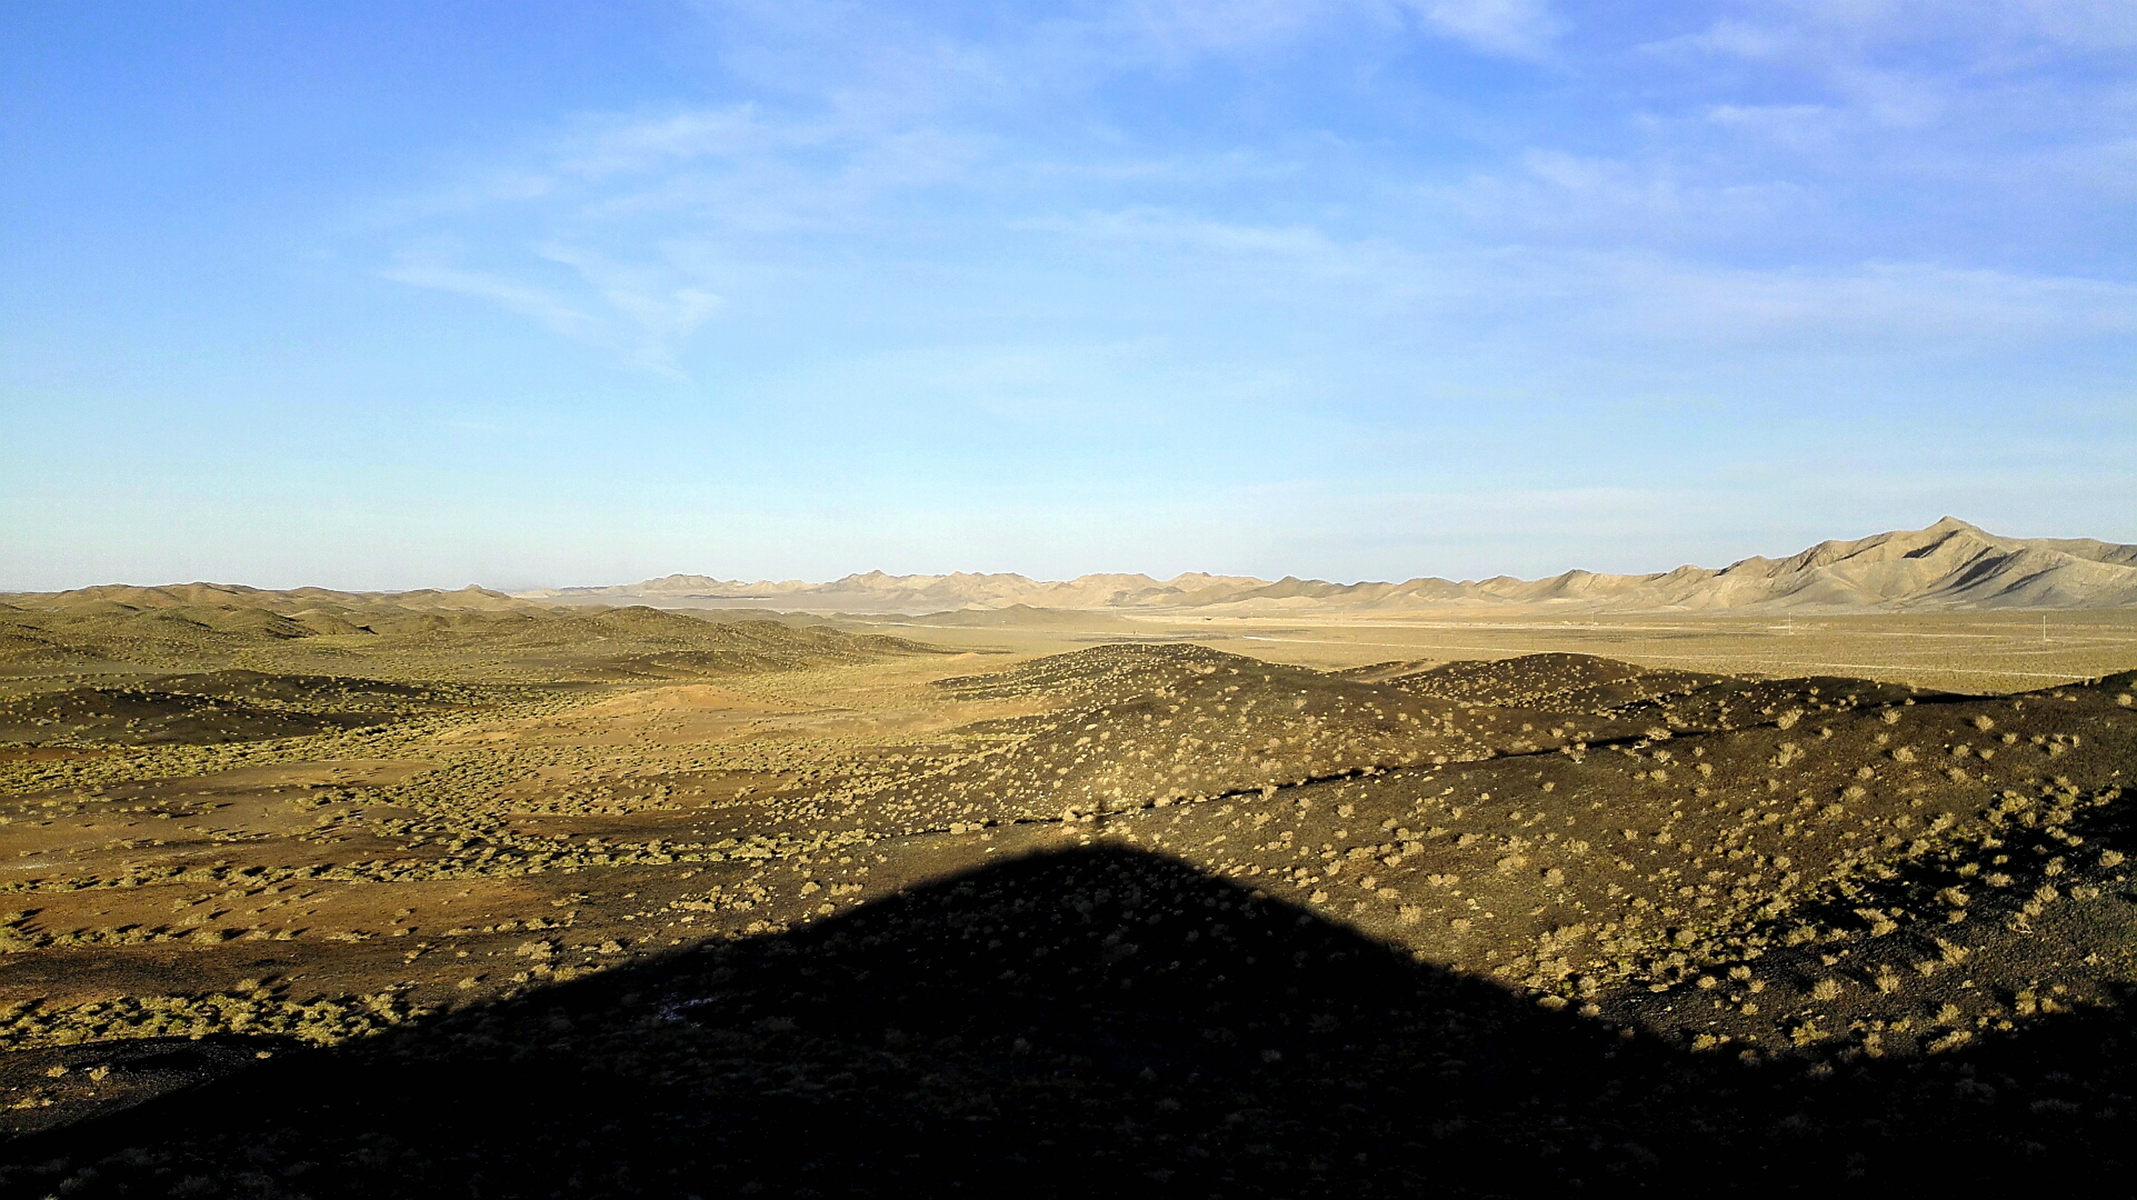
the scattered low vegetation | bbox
[0,594,2133,1195]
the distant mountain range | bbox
[519,519,2137,614]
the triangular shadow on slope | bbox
[8,846,2136,1196]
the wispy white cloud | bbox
[1658,1,2137,59]
[1703,103,1837,150]
[1023,196,2137,354]
[553,105,796,179]
[1645,0,2137,150]
[1577,256,2137,347]
[1117,0,1344,60]
[365,0,2135,391]
[1401,0,1563,59]
[535,244,725,365]
[382,245,723,374]
[1782,0,2137,50]
[1018,206,1356,264]
[379,260,603,343]
[1646,17,1794,60]
[20,0,2137,590]
[1419,149,1811,247]
[1114,0,1565,61]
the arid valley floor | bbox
[2,585,2136,1195]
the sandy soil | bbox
[1,604,2134,1195]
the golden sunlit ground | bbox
[3,598,2136,1194]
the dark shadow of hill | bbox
[8,846,2136,1197]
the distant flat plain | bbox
[844,608,2137,695]
[6,579,2137,1194]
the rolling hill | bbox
[516,518,2137,615]
[0,583,941,678]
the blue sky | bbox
[4,1,2133,589]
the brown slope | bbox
[1692,517,2137,610]
[0,590,946,680]
[1585,673,1951,737]
[0,680,423,745]
[5,583,534,613]
[1326,657,1445,683]
[1369,652,1738,714]
[1093,672,2137,1013]
[1383,652,1662,707]
[793,646,1652,840]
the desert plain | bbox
[3,521,2137,1196]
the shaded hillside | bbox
[7,847,2137,1197]
[2,638,2133,1197]
[0,672,451,746]
[865,649,2136,993]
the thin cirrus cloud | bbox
[10,0,2137,592]
[380,242,724,373]
[365,0,2134,366]
[1653,2,2137,58]
[1119,0,1564,60]
[1553,255,2137,348]
[378,259,603,344]
[1405,0,1564,58]
[328,0,2137,572]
